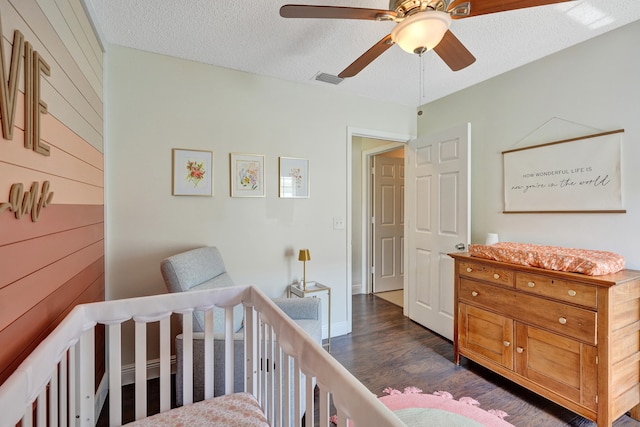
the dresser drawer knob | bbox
[516,347,524,353]
[558,317,567,325]
[466,267,473,273]
[503,341,511,347]
[493,273,500,279]
[471,291,479,297]
[527,281,535,288]
[568,290,577,297]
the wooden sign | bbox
[503,130,625,213]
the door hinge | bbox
[595,356,598,365]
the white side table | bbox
[289,282,331,352]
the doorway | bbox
[354,139,406,303]
[347,128,414,334]
[371,148,405,306]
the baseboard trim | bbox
[121,356,177,386]
[331,320,349,339]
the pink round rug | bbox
[377,387,514,427]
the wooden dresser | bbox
[449,253,640,427]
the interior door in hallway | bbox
[406,124,470,340]
[372,154,404,293]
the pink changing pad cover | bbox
[468,242,625,276]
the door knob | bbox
[455,243,466,250]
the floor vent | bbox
[314,72,344,85]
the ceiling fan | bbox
[280,0,572,78]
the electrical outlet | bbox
[333,217,345,230]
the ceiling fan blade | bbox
[338,35,394,78]
[433,30,476,71]
[280,5,396,20]
[449,0,571,18]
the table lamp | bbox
[298,249,311,290]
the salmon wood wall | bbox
[0,0,104,384]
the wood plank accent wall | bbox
[0,0,104,384]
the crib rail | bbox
[0,285,402,427]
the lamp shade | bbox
[298,249,311,261]
[391,10,451,54]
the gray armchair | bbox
[160,246,322,405]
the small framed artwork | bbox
[229,153,265,197]
[172,148,213,196]
[279,157,309,198]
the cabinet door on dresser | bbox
[458,303,514,369]
[515,323,598,411]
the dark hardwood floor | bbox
[330,294,639,427]
[97,294,639,426]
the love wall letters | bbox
[0,14,55,222]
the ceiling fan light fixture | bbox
[391,10,451,54]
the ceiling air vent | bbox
[314,72,344,85]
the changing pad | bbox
[468,242,625,276]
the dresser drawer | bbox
[516,272,597,309]
[459,279,597,344]
[458,260,514,288]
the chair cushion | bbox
[161,247,230,293]
[192,276,244,334]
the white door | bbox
[406,123,470,340]
[373,154,404,293]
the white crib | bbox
[0,285,403,427]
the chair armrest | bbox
[272,297,320,321]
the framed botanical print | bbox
[230,153,265,197]
[279,157,309,198]
[172,149,213,196]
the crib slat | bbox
[260,316,267,413]
[159,316,171,412]
[318,384,330,427]
[22,405,33,427]
[134,320,147,420]
[108,323,122,426]
[50,367,59,427]
[294,357,301,427]
[78,328,95,426]
[37,387,47,426]
[182,313,194,405]
[224,305,234,394]
[267,324,274,425]
[305,374,314,427]
[59,352,68,427]
[203,309,214,400]
[283,353,291,427]
[68,343,77,426]
[274,341,282,427]
[245,306,255,396]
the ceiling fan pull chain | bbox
[417,53,425,115]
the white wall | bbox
[419,20,640,269]
[105,45,416,359]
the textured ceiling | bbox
[84,0,640,107]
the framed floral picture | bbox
[230,153,265,197]
[279,157,309,198]
[172,149,213,196]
